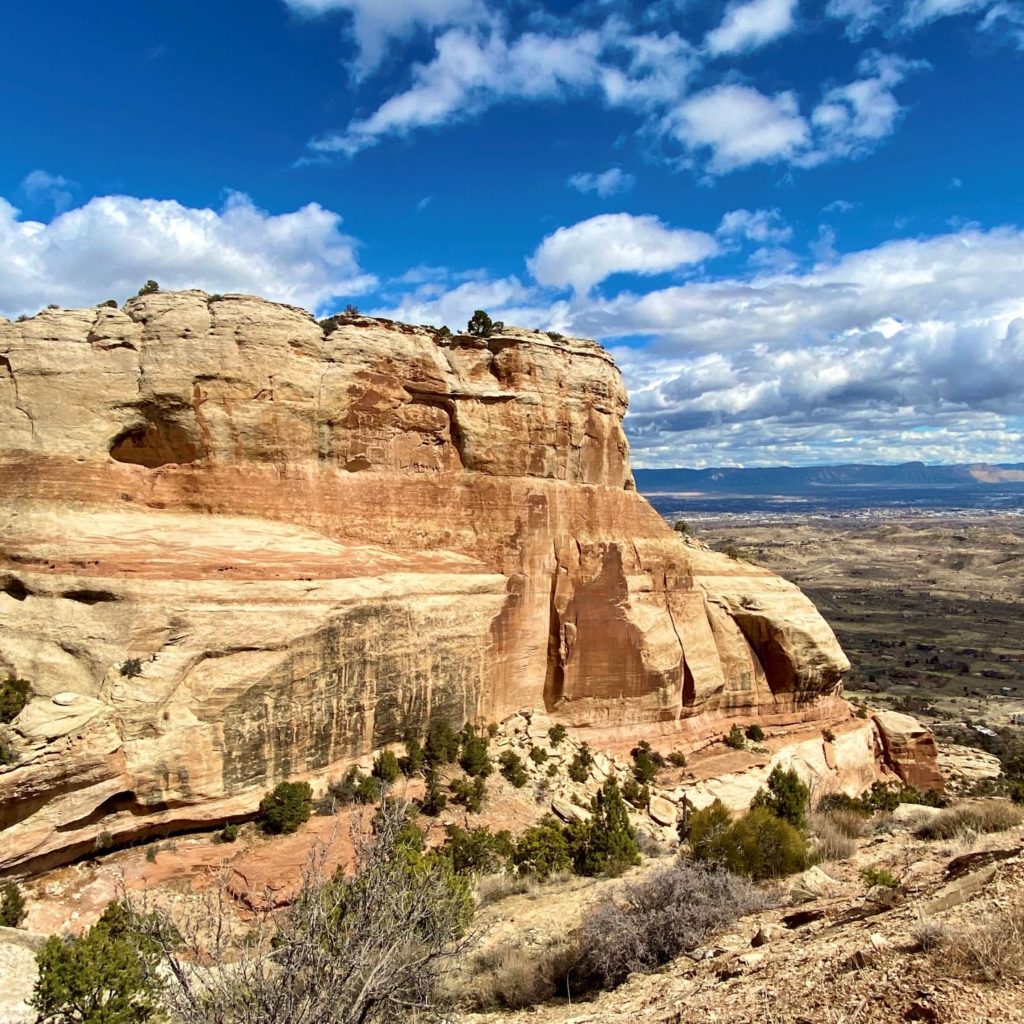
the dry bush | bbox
[915,800,1023,841]
[474,872,535,906]
[573,860,767,992]
[456,938,578,1010]
[911,913,946,952]
[138,801,475,1024]
[809,815,857,863]
[818,808,868,839]
[940,896,1024,981]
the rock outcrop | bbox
[0,292,925,873]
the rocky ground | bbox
[461,807,1024,1024]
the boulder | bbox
[648,794,677,826]
[872,712,945,792]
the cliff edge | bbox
[0,291,923,873]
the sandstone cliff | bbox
[0,291,910,873]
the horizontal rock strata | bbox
[0,292,929,873]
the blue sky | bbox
[2,0,1023,467]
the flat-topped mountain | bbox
[0,292,932,873]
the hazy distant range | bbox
[635,462,1024,518]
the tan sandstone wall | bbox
[0,291,888,873]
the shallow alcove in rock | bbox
[109,405,206,468]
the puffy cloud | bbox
[805,52,925,163]
[309,20,698,157]
[527,213,719,293]
[661,54,921,173]
[0,192,375,318]
[825,0,890,38]
[281,0,486,77]
[664,85,809,172]
[705,0,799,55]
[564,227,1024,465]
[21,170,74,214]
[567,167,636,197]
[717,208,792,243]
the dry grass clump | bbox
[923,896,1024,981]
[809,809,865,862]
[457,938,578,1009]
[914,800,1023,841]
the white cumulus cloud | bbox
[0,191,375,318]
[567,167,636,197]
[705,0,799,55]
[281,0,487,77]
[528,213,719,293]
[664,84,809,173]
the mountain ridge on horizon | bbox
[634,461,1024,493]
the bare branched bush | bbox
[573,860,767,992]
[816,808,867,839]
[139,801,475,1024]
[914,800,1023,841]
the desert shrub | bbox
[529,746,548,765]
[258,781,313,834]
[441,824,512,876]
[567,742,593,783]
[425,720,460,765]
[449,775,486,812]
[120,658,144,679]
[750,766,810,828]
[498,750,528,788]
[690,801,808,880]
[573,860,764,992]
[724,724,746,750]
[823,728,836,743]
[31,901,163,1023]
[398,734,424,776]
[436,325,452,339]
[621,777,650,810]
[95,831,114,852]
[0,737,16,765]
[630,740,666,784]
[421,767,448,817]
[862,866,899,889]
[325,767,363,809]
[137,279,160,296]
[0,676,30,723]
[343,303,359,316]
[667,750,688,768]
[745,724,765,743]
[810,813,858,862]
[220,823,238,843]
[566,779,640,878]
[458,725,492,778]
[153,800,474,1024]
[914,800,1023,840]
[548,723,567,746]
[100,299,118,308]
[858,780,948,812]
[460,938,577,1010]
[817,791,872,816]
[673,519,688,534]
[466,310,494,337]
[814,806,867,838]
[146,846,158,862]
[723,544,741,560]
[0,882,25,927]
[546,761,558,777]
[512,817,572,880]
[938,894,1024,981]
[372,750,400,785]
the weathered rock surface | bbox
[0,292,927,873]
[872,711,944,792]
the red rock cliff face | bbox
[0,292,854,872]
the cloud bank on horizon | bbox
[1,0,1022,467]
